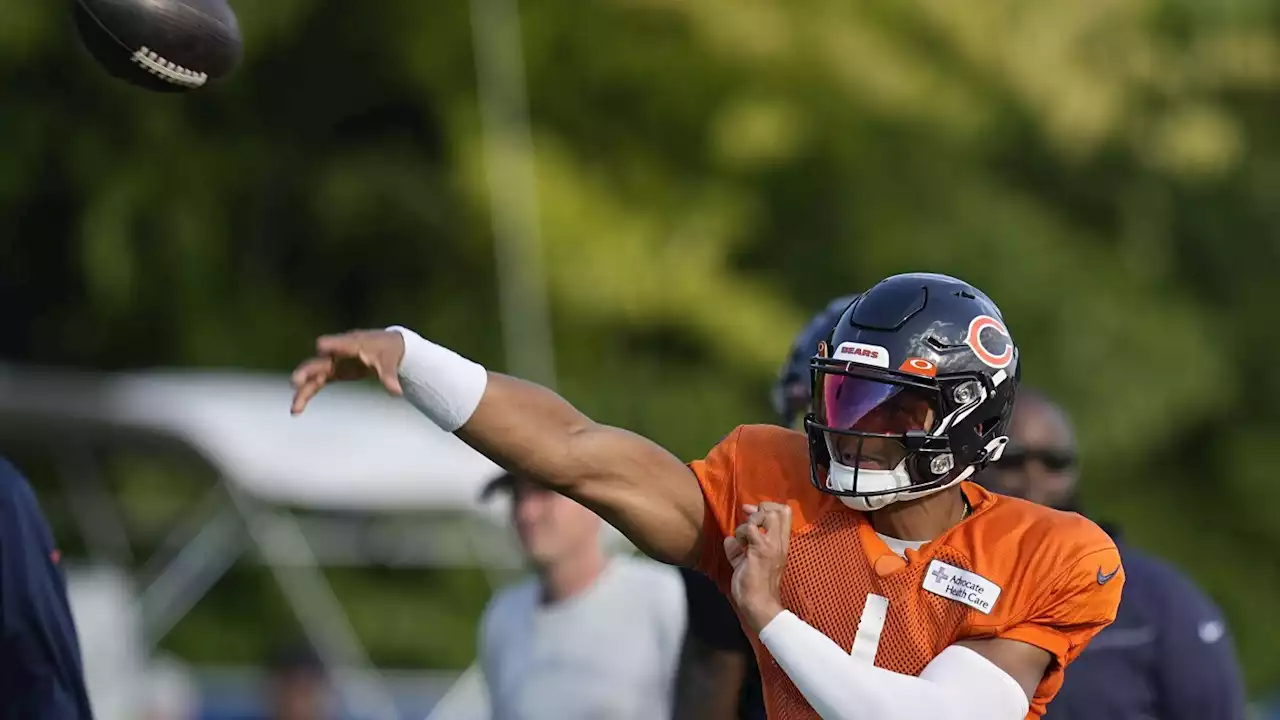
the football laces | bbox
[130,46,208,89]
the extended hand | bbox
[726,501,793,632]
[290,329,406,415]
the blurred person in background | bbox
[982,388,1247,720]
[142,653,199,720]
[674,566,762,720]
[264,643,332,720]
[673,294,856,720]
[0,456,95,719]
[477,472,687,720]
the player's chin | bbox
[524,546,561,570]
[518,532,556,563]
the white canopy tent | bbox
[0,364,527,720]
[0,365,510,509]
[0,0,561,708]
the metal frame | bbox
[0,365,521,720]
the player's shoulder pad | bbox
[733,423,808,450]
[714,424,807,469]
[987,494,1118,570]
[704,423,803,459]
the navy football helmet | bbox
[805,273,1019,511]
[771,294,861,429]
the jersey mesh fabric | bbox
[691,424,1122,720]
[745,507,973,719]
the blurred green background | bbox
[2,0,1279,701]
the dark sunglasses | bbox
[994,448,1076,472]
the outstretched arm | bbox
[290,327,707,566]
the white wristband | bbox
[385,326,488,432]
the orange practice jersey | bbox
[690,424,1124,719]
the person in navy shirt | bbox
[0,456,95,719]
[673,567,765,720]
[982,389,1247,720]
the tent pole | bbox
[225,484,401,720]
[470,0,557,389]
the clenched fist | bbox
[726,501,794,632]
[290,329,406,415]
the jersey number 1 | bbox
[850,594,889,665]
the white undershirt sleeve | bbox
[758,610,1030,720]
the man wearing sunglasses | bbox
[983,389,1247,720]
[290,272,1123,720]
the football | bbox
[73,0,243,92]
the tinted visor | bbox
[817,373,938,434]
[814,372,940,470]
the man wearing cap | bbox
[477,472,687,720]
[264,642,331,720]
[982,388,1247,720]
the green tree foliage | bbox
[2,0,1278,693]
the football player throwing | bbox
[290,272,1123,720]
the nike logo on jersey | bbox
[1096,565,1121,585]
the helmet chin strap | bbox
[831,436,1010,512]
[827,459,926,512]
[839,492,902,513]
[835,469,962,512]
